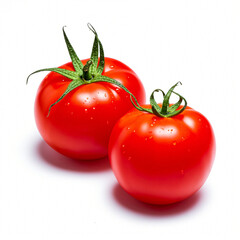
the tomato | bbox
[109,83,215,205]
[28,25,145,160]
[35,58,145,159]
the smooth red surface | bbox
[109,105,216,205]
[35,58,146,160]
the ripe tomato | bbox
[28,25,145,160]
[109,83,215,204]
[35,58,145,160]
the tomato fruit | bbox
[28,25,145,160]
[34,58,145,160]
[109,83,215,204]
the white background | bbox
[0,0,239,239]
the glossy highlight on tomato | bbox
[35,58,145,160]
[109,85,215,205]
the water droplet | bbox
[66,102,70,106]
[90,117,93,120]
[122,144,125,148]
[84,109,88,112]
[62,79,65,82]
[150,124,154,127]
[153,118,157,122]
[199,118,202,122]
[111,100,114,103]
[181,137,185,140]
[116,88,120,92]
[110,65,115,69]
[133,130,136,133]
[127,127,131,130]
[149,136,153,140]
[173,142,177,146]
[92,107,95,110]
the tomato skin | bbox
[35,57,146,160]
[109,105,216,204]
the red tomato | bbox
[109,104,215,204]
[35,58,145,160]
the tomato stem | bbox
[83,60,93,80]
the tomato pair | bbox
[28,24,215,205]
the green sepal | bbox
[88,23,99,73]
[150,89,165,117]
[87,23,105,75]
[97,40,105,75]
[47,80,85,117]
[161,81,182,115]
[165,91,187,117]
[62,26,83,74]
[167,95,183,113]
[26,67,80,84]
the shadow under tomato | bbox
[37,140,111,173]
[112,183,203,217]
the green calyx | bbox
[131,82,187,118]
[26,24,139,116]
